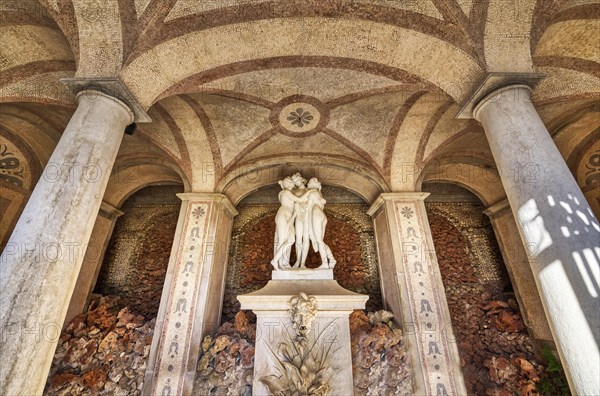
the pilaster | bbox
[63,201,125,327]
[368,192,466,396]
[483,199,553,342]
[144,193,237,396]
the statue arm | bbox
[280,189,302,203]
[289,191,310,203]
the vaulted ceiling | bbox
[1,0,598,206]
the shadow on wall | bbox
[426,199,569,395]
[518,193,600,344]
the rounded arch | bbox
[219,156,388,206]
[0,103,74,167]
[417,158,506,207]
[121,17,485,108]
[552,104,600,168]
[530,2,600,104]
[0,14,76,106]
[103,161,188,208]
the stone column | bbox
[0,90,134,395]
[368,193,466,396]
[484,200,553,342]
[63,202,124,327]
[144,193,237,396]
[474,84,600,395]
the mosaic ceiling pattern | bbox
[0,0,597,207]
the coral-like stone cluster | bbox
[46,199,566,396]
[192,309,414,395]
[45,296,155,395]
[193,311,256,395]
[350,310,413,395]
[427,204,565,395]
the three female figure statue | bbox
[271,173,336,270]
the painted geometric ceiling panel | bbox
[191,93,272,167]
[200,68,403,104]
[327,90,413,167]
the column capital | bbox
[367,192,429,216]
[99,201,124,219]
[176,192,238,217]
[483,198,511,219]
[473,84,534,121]
[456,72,544,119]
[74,90,134,125]
[60,77,150,123]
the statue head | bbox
[291,173,307,188]
[289,292,317,339]
[278,177,295,190]
[307,177,321,190]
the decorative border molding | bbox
[483,198,510,218]
[177,192,237,217]
[150,200,212,395]
[367,192,430,216]
[99,201,124,218]
[392,200,458,396]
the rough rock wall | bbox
[95,202,180,317]
[426,203,566,395]
[193,309,413,395]
[222,203,382,321]
[193,311,256,395]
[46,194,566,395]
[45,295,155,395]
[350,310,413,395]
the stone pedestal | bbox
[239,270,367,396]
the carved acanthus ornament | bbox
[259,293,336,396]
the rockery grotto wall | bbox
[427,202,568,396]
[45,187,567,395]
[45,186,181,395]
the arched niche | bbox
[420,181,553,393]
[221,182,383,321]
[219,157,388,206]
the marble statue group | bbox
[271,173,336,270]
